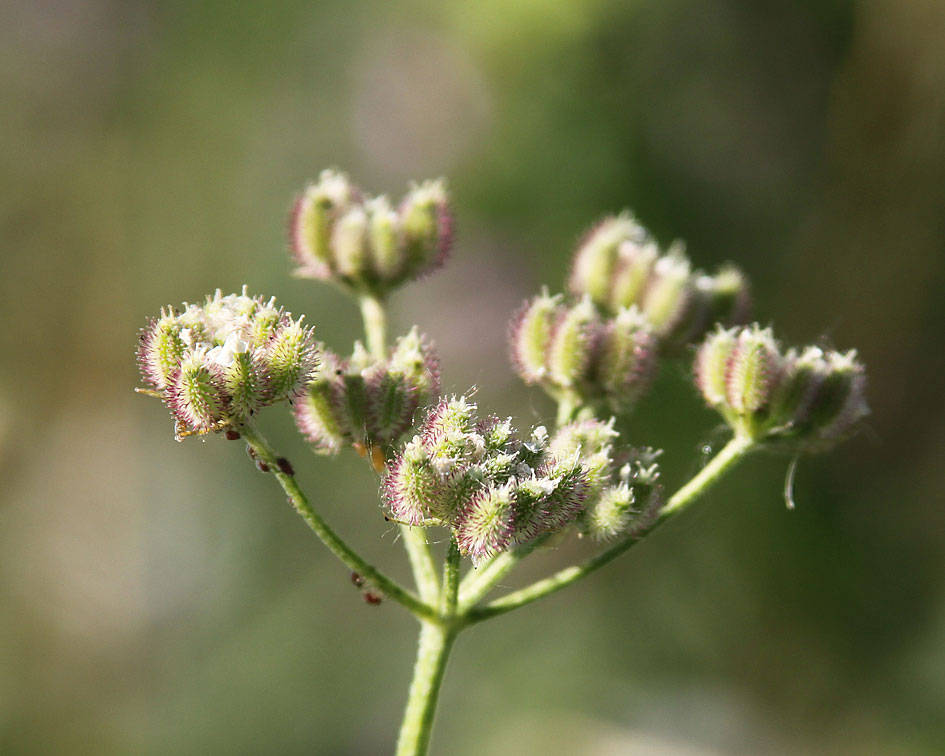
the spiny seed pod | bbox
[725,325,782,415]
[294,330,440,455]
[137,310,187,391]
[584,483,635,541]
[382,396,591,560]
[137,288,317,438]
[399,179,452,274]
[290,169,358,279]
[547,296,600,389]
[771,348,868,450]
[453,482,517,559]
[263,320,319,401]
[289,171,453,297]
[578,447,663,541]
[569,214,650,307]
[293,351,349,453]
[595,307,658,411]
[693,325,869,449]
[509,297,657,413]
[641,247,693,338]
[567,213,751,347]
[169,353,228,432]
[382,438,444,524]
[694,326,739,409]
[509,289,561,383]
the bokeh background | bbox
[2,0,944,754]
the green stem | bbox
[463,434,755,624]
[357,292,440,605]
[457,534,550,611]
[441,539,460,616]
[240,422,437,622]
[401,525,440,604]
[555,392,580,426]
[395,621,457,756]
[359,293,388,361]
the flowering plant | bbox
[136,170,868,756]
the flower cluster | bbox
[289,169,453,297]
[568,214,750,346]
[509,292,658,412]
[549,418,663,541]
[137,289,318,438]
[294,328,440,460]
[694,324,869,450]
[382,396,590,559]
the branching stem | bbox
[240,421,438,622]
[463,434,755,624]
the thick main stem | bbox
[395,621,457,756]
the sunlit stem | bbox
[359,292,388,362]
[239,421,437,622]
[356,293,439,603]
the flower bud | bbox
[610,238,660,314]
[790,349,868,448]
[567,212,751,347]
[518,459,587,540]
[584,483,635,541]
[389,327,440,399]
[509,297,657,412]
[579,448,663,540]
[550,418,616,485]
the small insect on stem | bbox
[276,457,295,476]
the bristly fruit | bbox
[694,324,869,449]
[382,396,590,560]
[567,213,750,348]
[290,170,453,298]
[136,288,317,439]
[509,295,658,413]
[294,328,440,457]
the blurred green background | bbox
[2,0,944,753]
